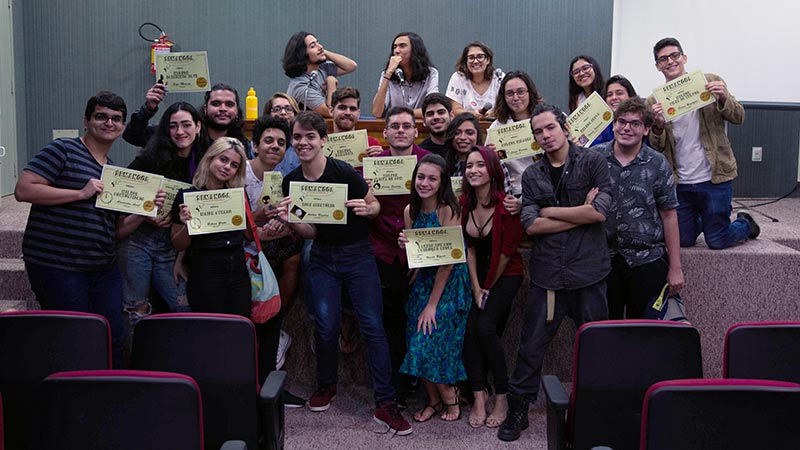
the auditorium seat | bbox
[724,321,800,382]
[0,311,111,449]
[542,320,703,450]
[640,379,800,450]
[130,313,286,450]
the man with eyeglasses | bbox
[593,98,684,319]
[646,37,756,250]
[370,106,430,408]
[417,93,454,157]
[15,91,165,369]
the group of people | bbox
[14,33,759,442]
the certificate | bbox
[362,155,417,195]
[567,91,614,147]
[95,165,164,217]
[651,70,715,122]
[488,121,541,160]
[404,226,467,269]
[324,129,369,168]
[155,51,211,93]
[157,178,192,220]
[183,188,246,236]
[257,171,284,209]
[451,176,463,197]
[287,182,348,224]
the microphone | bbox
[479,102,493,115]
[394,68,406,84]
[495,68,505,82]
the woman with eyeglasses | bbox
[568,55,605,112]
[372,32,438,119]
[446,42,504,120]
[263,93,301,176]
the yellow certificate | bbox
[257,171,284,209]
[652,70,715,122]
[567,91,614,147]
[451,176,464,197]
[158,178,192,220]
[155,51,211,93]
[404,226,467,269]
[362,155,417,195]
[324,129,369,168]
[95,165,164,217]
[287,182,348,224]
[183,188,246,236]
[488,121,541,160]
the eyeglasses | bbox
[387,123,415,131]
[271,105,294,113]
[614,118,644,130]
[466,53,487,63]
[656,51,683,65]
[504,88,528,98]
[92,112,124,124]
[570,64,593,77]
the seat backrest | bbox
[569,320,703,450]
[724,321,800,382]
[0,311,111,449]
[1,392,5,450]
[641,379,800,450]
[131,313,259,449]
[35,370,204,450]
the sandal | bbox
[440,387,462,422]
[468,413,486,428]
[485,414,506,428]
[413,401,442,422]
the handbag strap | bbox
[244,197,264,253]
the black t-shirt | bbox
[282,157,370,245]
[171,187,246,250]
[549,164,565,194]
[418,137,447,158]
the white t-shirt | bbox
[671,109,712,184]
[445,71,503,112]
[486,117,533,196]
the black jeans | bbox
[187,246,250,317]
[463,275,523,394]
[256,309,283,384]
[376,258,411,399]
[606,254,668,320]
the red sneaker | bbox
[308,385,336,412]
[374,401,413,436]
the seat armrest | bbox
[543,375,570,450]
[542,375,569,410]
[258,370,287,450]
[220,440,248,450]
[259,370,287,403]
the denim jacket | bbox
[520,143,612,290]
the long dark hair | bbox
[492,70,543,123]
[461,146,504,212]
[454,41,496,82]
[139,102,209,181]
[568,55,605,112]
[201,84,247,145]
[603,75,638,99]
[385,32,434,83]
[282,31,312,78]
[444,113,482,175]
[409,154,460,223]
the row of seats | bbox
[542,320,800,450]
[0,311,287,450]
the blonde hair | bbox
[192,137,247,189]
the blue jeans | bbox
[509,279,608,404]
[309,239,395,404]
[25,261,126,368]
[676,181,750,249]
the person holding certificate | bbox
[568,55,605,113]
[592,75,640,146]
[646,37,756,249]
[460,147,524,428]
[398,154,470,423]
[445,41,504,120]
[372,32,439,119]
[119,101,208,334]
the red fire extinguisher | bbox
[139,22,174,74]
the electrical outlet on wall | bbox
[751,146,763,162]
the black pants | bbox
[256,309,283,384]
[606,254,669,319]
[187,246,251,317]
[463,275,523,394]
[376,258,410,398]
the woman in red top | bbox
[461,146,524,428]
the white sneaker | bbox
[276,330,292,370]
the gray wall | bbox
[14,0,613,167]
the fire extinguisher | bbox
[138,22,174,74]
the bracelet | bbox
[383,75,391,80]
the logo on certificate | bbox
[142,200,155,212]
[531,141,540,151]
[700,91,711,101]
[196,77,208,88]
[451,248,463,259]
[667,107,677,116]
[100,192,113,204]
[231,215,243,226]
[602,111,612,121]
[332,209,344,220]
[405,180,412,190]
[189,218,202,230]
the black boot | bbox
[497,394,529,441]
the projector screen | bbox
[611,0,797,103]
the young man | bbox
[594,98,684,319]
[278,111,411,435]
[370,106,430,406]
[646,37,757,249]
[499,104,611,442]
[417,93,454,157]
[330,87,383,155]
[123,83,250,154]
[283,32,357,117]
[15,91,165,368]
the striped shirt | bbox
[22,138,119,271]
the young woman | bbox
[594,75,640,146]
[460,147,524,428]
[263,93,301,176]
[398,154,470,423]
[119,102,209,331]
[372,32,438,118]
[171,137,259,316]
[446,42,504,120]
[568,55,605,112]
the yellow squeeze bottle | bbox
[246,87,258,120]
